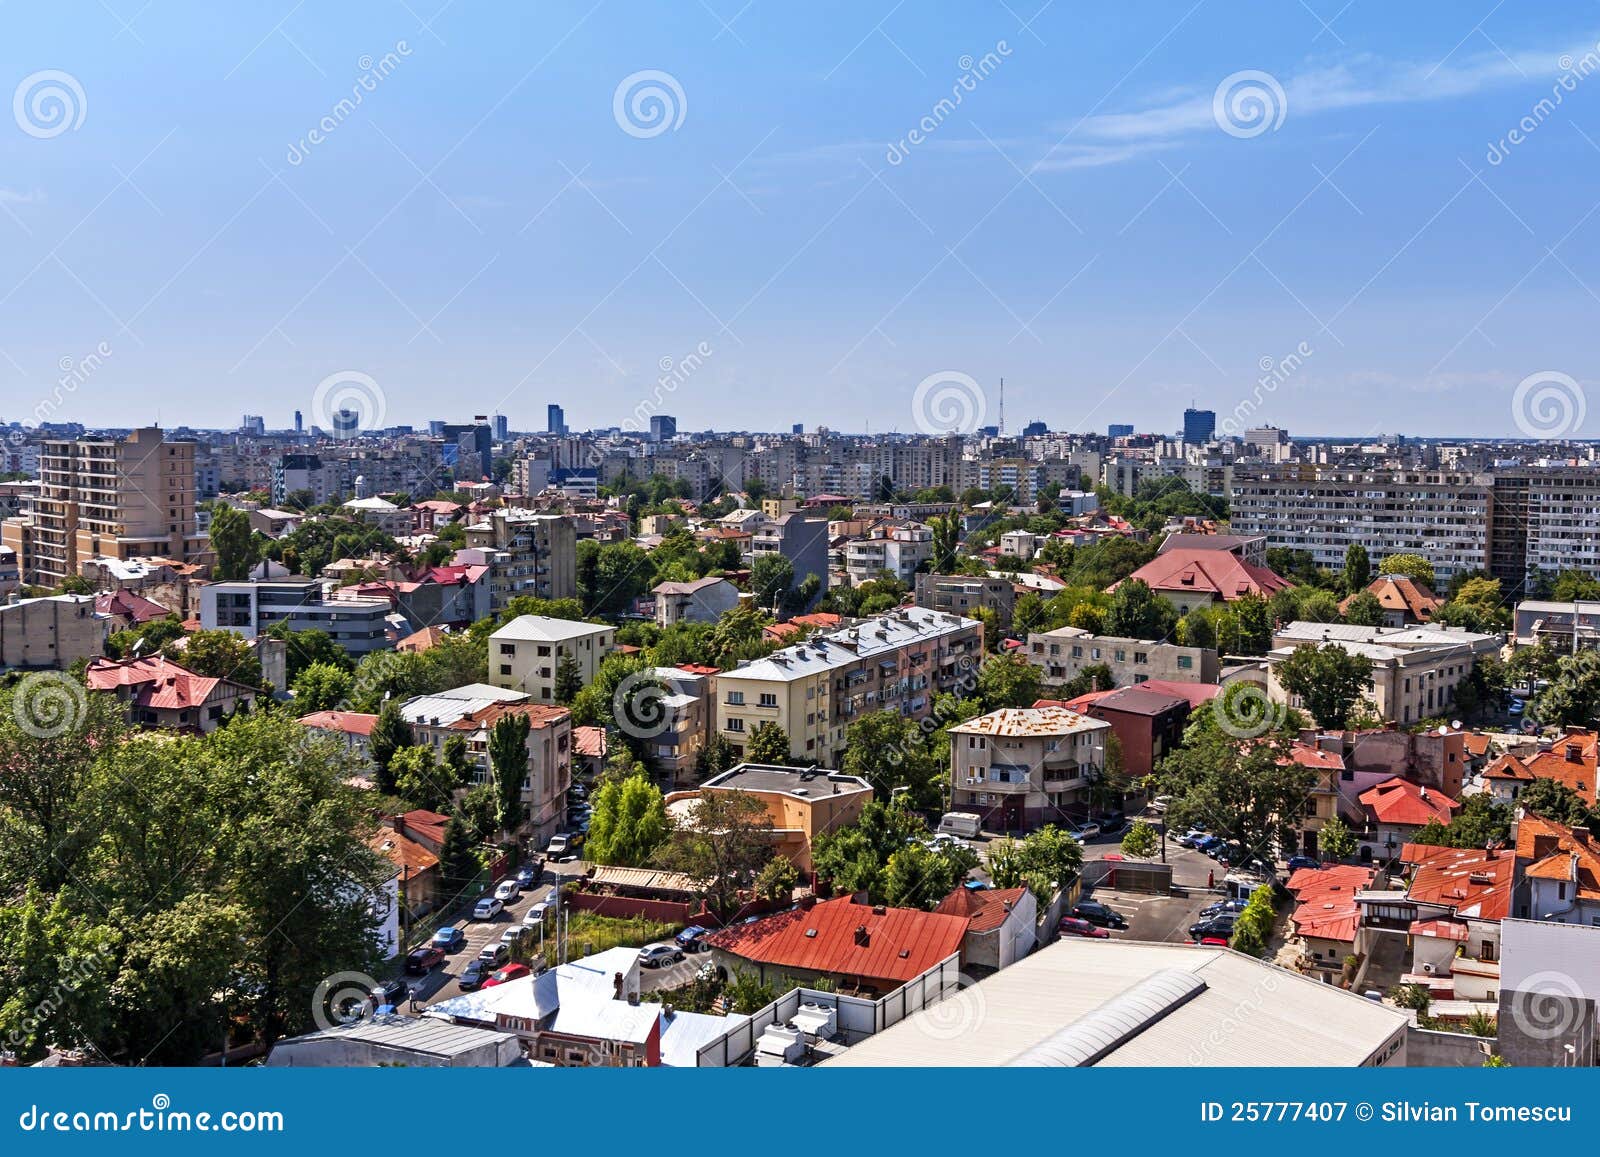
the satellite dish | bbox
[1449,720,1462,731]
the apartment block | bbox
[1025,626,1219,685]
[0,593,108,670]
[200,577,393,655]
[842,522,932,586]
[460,509,577,612]
[713,606,984,765]
[913,573,1015,631]
[947,705,1111,831]
[489,614,615,703]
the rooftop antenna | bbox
[998,378,1005,435]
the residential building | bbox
[1287,864,1378,975]
[489,614,615,703]
[664,763,872,871]
[1521,728,1600,807]
[368,823,440,923]
[459,509,578,611]
[1357,778,1460,863]
[914,573,1015,631]
[747,513,829,607]
[1373,842,1512,998]
[199,576,393,655]
[27,427,206,586]
[842,522,932,585]
[0,593,108,669]
[85,654,258,733]
[706,894,969,996]
[1025,626,1219,686]
[1513,599,1600,652]
[1154,532,1267,567]
[824,939,1410,1067]
[713,607,983,765]
[631,666,712,786]
[342,496,412,536]
[1116,547,1291,618]
[1266,622,1502,726]
[1182,407,1216,444]
[947,705,1111,831]
[0,545,18,597]
[1515,814,1600,925]
[270,453,340,507]
[651,576,739,627]
[1076,685,1191,782]
[1339,574,1444,627]
[266,1017,522,1068]
[933,884,1036,971]
[298,710,379,772]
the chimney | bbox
[854,924,870,947]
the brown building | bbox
[1074,686,1192,783]
[664,763,872,872]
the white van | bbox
[937,811,982,839]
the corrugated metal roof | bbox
[709,896,967,983]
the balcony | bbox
[962,776,1030,794]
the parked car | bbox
[477,942,511,966]
[924,833,967,853]
[499,926,527,950]
[472,897,504,921]
[1096,815,1129,836]
[1508,697,1526,717]
[431,927,466,952]
[458,959,492,991]
[1058,917,1111,939]
[1072,899,1128,929]
[1176,829,1209,848]
[1194,834,1222,853]
[638,943,684,969]
[1196,936,1231,947]
[1286,855,1323,874]
[515,861,542,888]
[523,899,556,928]
[1198,898,1248,919]
[675,925,711,952]
[483,963,532,989]
[494,879,522,903]
[546,833,574,858]
[1189,914,1237,939]
[371,978,409,1009]
[404,945,446,975]
[1068,822,1102,841]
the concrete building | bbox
[651,576,739,627]
[747,513,829,607]
[842,523,932,586]
[200,576,393,656]
[1266,622,1502,727]
[631,666,712,786]
[1025,626,1219,686]
[266,1016,523,1068]
[1077,685,1191,782]
[270,453,340,507]
[489,614,615,703]
[713,607,984,765]
[0,593,108,670]
[460,509,577,612]
[1496,919,1600,1066]
[26,428,206,586]
[1513,599,1600,652]
[947,705,1112,831]
[665,763,872,872]
[914,572,1015,631]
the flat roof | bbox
[823,939,1408,1068]
[703,763,872,798]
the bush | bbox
[539,911,679,969]
[1229,886,1276,957]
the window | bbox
[1177,655,1193,670]
[726,718,744,733]
[499,643,515,656]
[499,664,512,676]
[759,693,777,707]
[726,691,745,706]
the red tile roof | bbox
[1286,864,1374,944]
[94,589,172,624]
[298,710,379,738]
[1482,752,1535,782]
[1287,741,1345,771]
[1400,844,1513,921]
[1338,574,1443,622]
[573,725,608,759]
[1124,679,1222,708]
[933,885,1029,933]
[1409,917,1468,941]
[707,895,969,984]
[397,809,450,847]
[1515,813,1600,902]
[396,625,448,652]
[84,655,251,711]
[1359,777,1459,827]
[447,702,571,733]
[1118,548,1291,602]
[367,828,439,875]
[1523,731,1599,806]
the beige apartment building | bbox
[664,763,873,872]
[947,705,1112,832]
[0,593,108,670]
[489,614,615,703]
[23,428,206,587]
[459,509,577,612]
[713,606,984,765]
[1025,626,1220,686]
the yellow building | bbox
[665,763,873,872]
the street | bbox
[400,874,558,1009]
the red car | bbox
[482,962,532,988]
[1058,917,1111,939]
[404,945,446,975]
[1195,936,1230,947]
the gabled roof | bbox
[1118,548,1291,602]
[949,705,1110,738]
[1339,574,1443,622]
[1524,731,1599,806]
[84,655,252,711]
[396,625,449,653]
[934,885,1029,933]
[707,895,968,984]
[1358,777,1459,827]
[368,828,439,875]
[1400,843,1513,922]
[398,809,450,847]
[651,576,733,596]
[1287,741,1345,772]
[1482,752,1535,782]
[93,589,171,624]
[1287,865,1374,944]
[298,710,379,737]
[573,725,608,759]
[446,702,570,734]
[1515,813,1600,902]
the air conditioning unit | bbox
[1420,962,1436,975]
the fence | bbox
[567,892,700,924]
[1082,858,1171,894]
[693,954,963,1067]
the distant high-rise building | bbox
[293,410,303,434]
[1182,408,1216,444]
[547,404,566,435]
[1107,424,1134,438]
[650,415,677,442]
[493,413,509,441]
[428,420,447,437]
[1022,420,1048,437]
[792,423,803,435]
[241,414,265,436]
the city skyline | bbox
[4,4,1600,436]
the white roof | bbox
[660,1009,746,1067]
[344,496,400,512]
[949,706,1111,739]
[1274,621,1498,652]
[721,606,978,684]
[401,684,527,726]
[490,615,613,643]
[823,940,1408,1068]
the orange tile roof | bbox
[1119,548,1291,602]
[1359,777,1459,827]
[1524,732,1599,806]
[447,702,571,733]
[573,725,608,759]
[398,809,450,847]
[84,655,251,712]
[367,828,439,875]
[1287,864,1374,944]
[298,710,379,737]
[707,895,969,984]
[1482,752,1535,782]
[1515,813,1600,902]
[1399,844,1513,921]
[397,625,448,652]
[1339,574,1443,622]
[934,885,1029,933]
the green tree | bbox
[986,825,1084,906]
[696,731,738,778]
[1535,650,1600,728]
[1412,793,1513,849]
[553,653,583,705]
[746,720,791,765]
[291,661,353,714]
[1318,815,1358,862]
[168,629,265,690]
[268,624,354,680]
[1156,727,1314,862]
[1342,590,1386,627]
[1378,552,1436,589]
[391,744,451,812]
[368,699,412,796]
[1106,578,1173,640]
[975,653,1042,710]
[1232,594,1274,654]
[1297,589,1343,623]
[1230,885,1276,957]
[749,553,795,612]
[656,789,775,916]
[881,841,964,910]
[754,855,799,903]
[208,503,258,581]
[1012,592,1046,638]
[1120,820,1158,859]
[811,799,931,898]
[442,734,474,788]
[437,811,485,907]
[1344,543,1371,594]
[585,772,669,866]
[1277,643,1374,728]
[841,710,942,806]
[1516,777,1596,830]
[488,711,531,834]
[929,512,961,573]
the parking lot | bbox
[400,873,558,1009]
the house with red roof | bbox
[1522,728,1599,808]
[93,588,173,631]
[368,825,441,923]
[1481,751,1537,804]
[1388,842,1513,999]
[1338,574,1443,627]
[706,894,971,996]
[85,654,258,733]
[1286,864,1376,974]
[1357,778,1459,862]
[1514,813,1600,926]
[1114,548,1291,618]
[933,884,1036,971]
[298,710,379,771]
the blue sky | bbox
[3,1,1600,437]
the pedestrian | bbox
[1207,868,1214,889]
